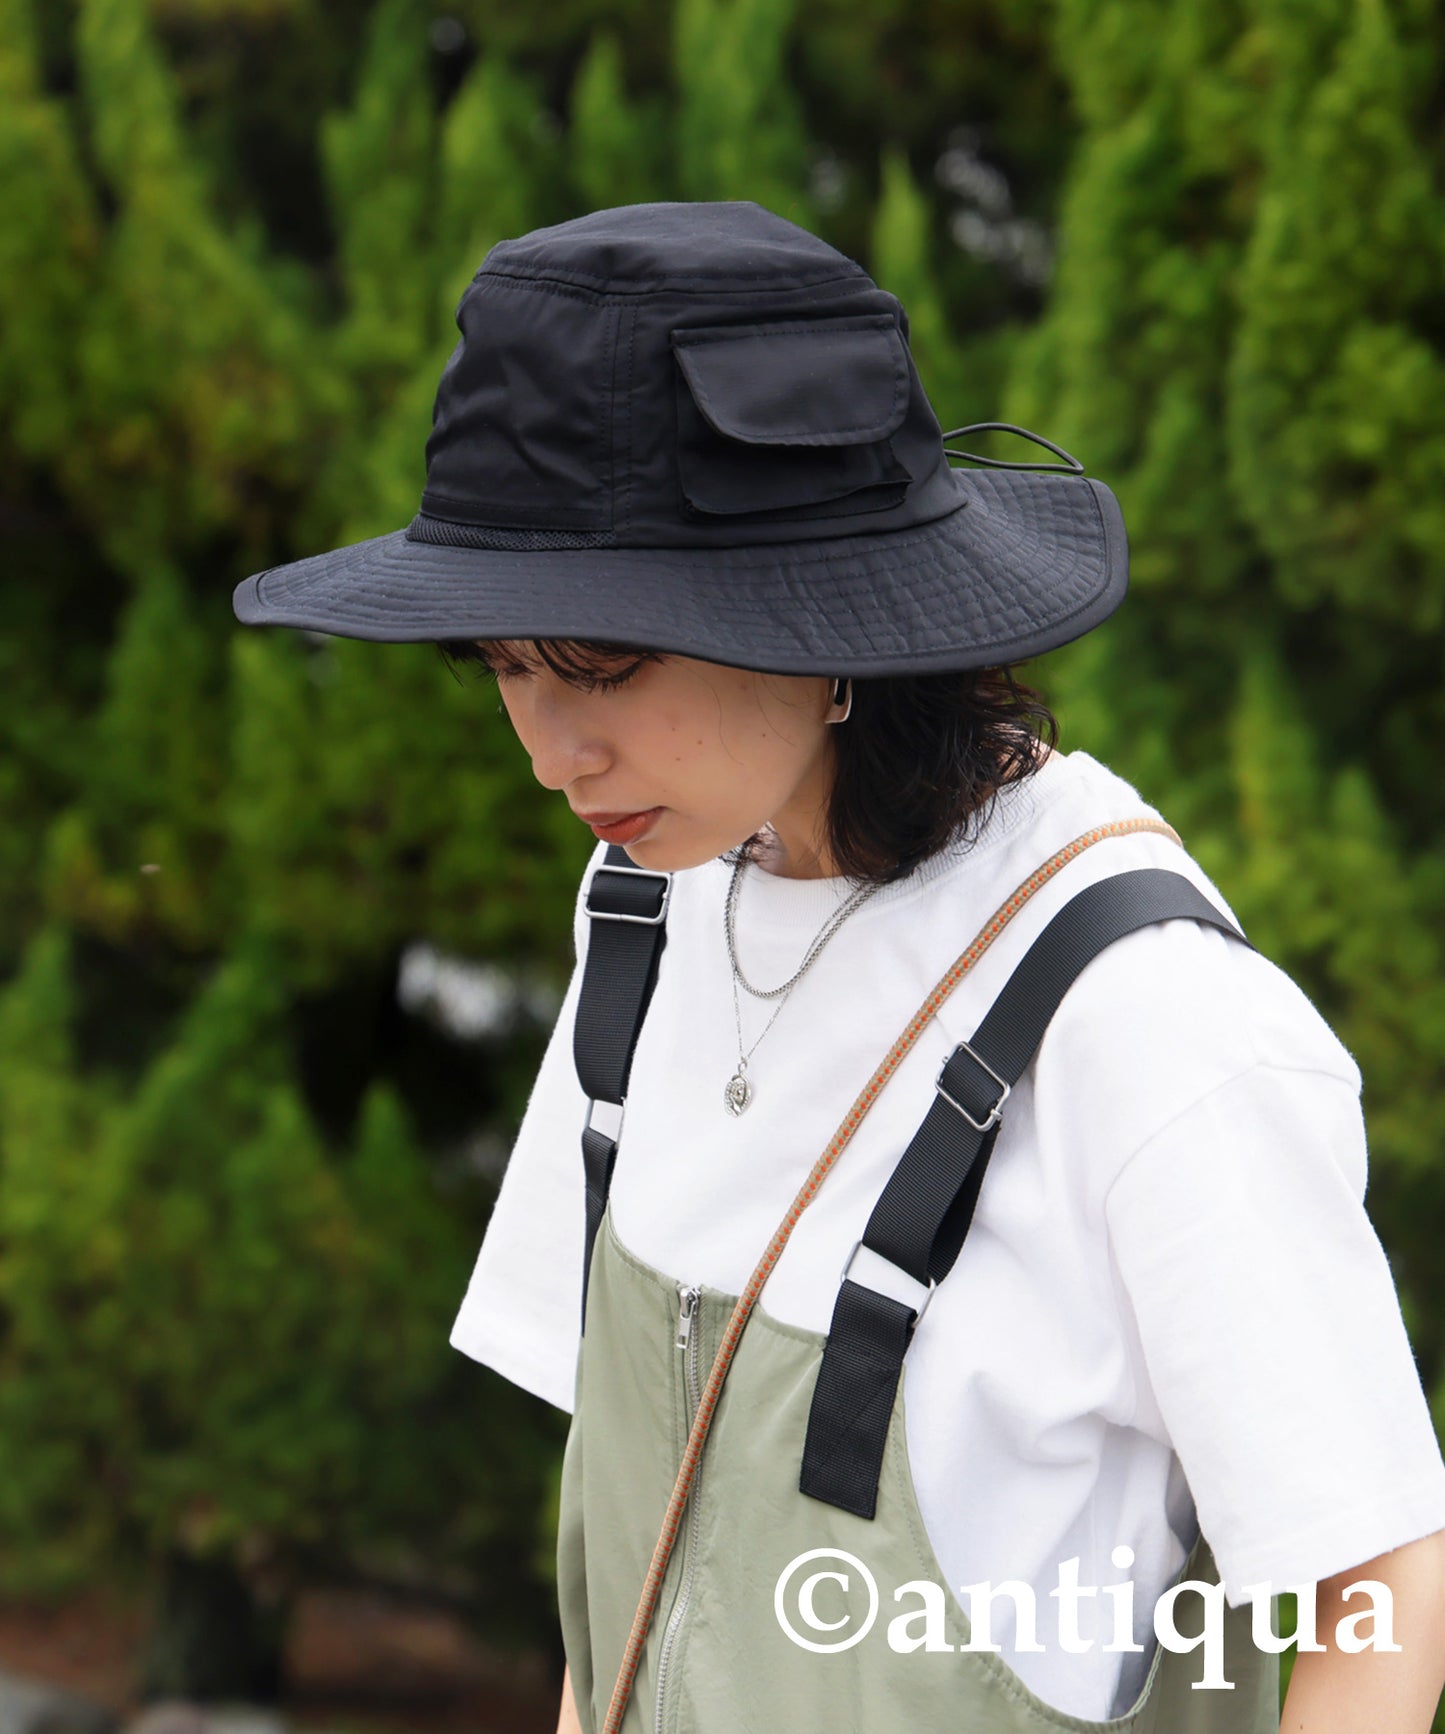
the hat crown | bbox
[417,200,956,549]
[479,200,864,291]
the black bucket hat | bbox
[231,200,1127,675]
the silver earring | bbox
[825,676,852,724]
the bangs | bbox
[435,636,662,685]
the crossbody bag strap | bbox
[798,866,1253,1518]
[573,844,672,1331]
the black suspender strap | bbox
[573,845,672,1331]
[799,867,1254,1518]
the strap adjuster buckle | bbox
[584,864,672,926]
[935,1040,1010,1133]
[841,1239,936,1326]
[584,1096,625,1146]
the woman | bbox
[232,201,1445,1732]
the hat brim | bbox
[230,468,1127,676]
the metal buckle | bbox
[584,864,672,926]
[841,1239,936,1326]
[935,1041,1011,1133]
[584,1097,624,1146]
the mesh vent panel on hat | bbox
[405,515,618,551]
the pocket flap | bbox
[670,315,910,447]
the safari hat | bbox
[231,200,1127,674]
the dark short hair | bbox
[435,639,1057,887]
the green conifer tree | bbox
[673,0,814,216]
[1010,0,1445,1474]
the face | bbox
[486,642,842,877]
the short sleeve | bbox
[447,846,606,1412]
[1104,1061,1445,1603]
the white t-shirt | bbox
[450,748,1445,1719]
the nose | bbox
[504,678,612,793]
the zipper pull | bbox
[675,1284,700,1350]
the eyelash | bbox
[490,659,648,693]
[573,672,641,694]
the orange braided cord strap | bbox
[599,815,1182,1733]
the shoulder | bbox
[1028,869,1364,1221]
[1054,909,1359,1091]
[926,748,1362,1180]
[984,748,1357,1086]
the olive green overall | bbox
[558,1205,1280,1734]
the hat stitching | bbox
[258,497,1108,627]
[476,264,865,298]
[595,297,615,536]
[669,311,898,341]
[615,303,638,538]
[245,544,1112,663]
[466,273,610,307]
[601,297,623,535]
[277,485,1077,587]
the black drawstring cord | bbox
[941,422,1086,475]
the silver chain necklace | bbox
[722,855,881,1115]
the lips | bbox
[575,806,664,845]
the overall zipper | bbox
[654,1283,703,1734]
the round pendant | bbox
[724,1072,752,1116]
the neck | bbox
[754,739,840,879]
[753,822,839,880]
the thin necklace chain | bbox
[725,857,881,999]
[729,983,790,1075]
[721,856,883,1115]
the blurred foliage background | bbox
[1,0,1442,1712]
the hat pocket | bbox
[671,315,914,518]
